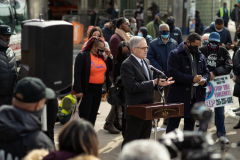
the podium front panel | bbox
[127,102,184,120]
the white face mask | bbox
[215,27,223,32]
[130,23,137,29]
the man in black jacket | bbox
[0,77,55,160]
[120,36,174,147]
[199,32,232,144]
[0,25,18,106]
[166,16,183,45]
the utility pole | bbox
[182,0,188,35]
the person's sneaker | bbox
[233,107,240,112]
[222,137,230,144]
[236,112,240,116]
[104,123,120,134]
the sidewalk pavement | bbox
[54,98,240,160]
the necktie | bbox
[141,60,148,79]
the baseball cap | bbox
[209,32,220,42]
[0,25,15,35]
[14,77,56,103]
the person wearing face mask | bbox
[0,77,55,160]
[135,1,144,30]
[146,13,165,39]
[217,3,230,27]
[129,17,138,35]
[166,16,183,45]
[166,33,210,133]
[74,36,113,126]
[202,33,210,46]
[203,18,232,48]
[147,24,178,126]
[198,32,232,143]
[104,41,131,135]
[138,27,152,46]
[109,17,131,83]
[0,25,18,106]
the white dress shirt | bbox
[131,54,155,86]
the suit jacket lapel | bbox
[129,55,149,80]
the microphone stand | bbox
[156,73,165,105]
[154,73,165,140]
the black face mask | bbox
[188,44,198,54]
[154,18,159,24]
[97,49,105,55]
[29,107,44,118]
[123,52,131,59]
[237,33,240,39]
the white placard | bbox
[205,75,234,108]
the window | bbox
[14,0,28,33]
[0,4,13,31]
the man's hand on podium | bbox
[154,77,175,86]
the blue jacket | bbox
[167,42,210,117]
[147,36,178,77]
[102,26,114,43]
[203,22,232,45]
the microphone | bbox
[148,65,166,76]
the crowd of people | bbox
[2,0,240,160]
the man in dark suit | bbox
[120,36,174,147]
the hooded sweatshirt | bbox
[0,105,54,160]
[203,22,232,45]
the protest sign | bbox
[205,75,234,108]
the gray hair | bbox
[129,36,146,52]
[159,24,169,31]
[202,33,210,40]
[118,140,170,160]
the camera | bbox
[191,102,212,122]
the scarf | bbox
[115,28,131,42]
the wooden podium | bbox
[127,102,184,140]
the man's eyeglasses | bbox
[135,46,149,50]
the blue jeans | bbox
[199,106,226,137]
[60,115,71,125]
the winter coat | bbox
[0,46,17,96]
[199,45,232,76]
[109,33,123,76]
[233,49,240,84]
[102,26,114,43]
[203,23,232,45]
[146,21,165,39]
[147,36,178,77]
[74,50,113,95]
[43,150,77,160]
[167,42,210,118]
[0,105,54,160]
[170,26,183,45]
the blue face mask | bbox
[138,33,143,37]
[160,31,170,39]
[239,0,240,4]
[224,5,227,8]
[202,40,208,46]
